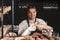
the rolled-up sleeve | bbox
[38,19,47,25]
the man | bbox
[18,5,53,36]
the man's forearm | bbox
[21,29,31,36]
[35,24,53,30]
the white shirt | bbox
[18,18,53,36]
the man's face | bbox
[27,8,37,19]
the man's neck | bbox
[29,18,36,23]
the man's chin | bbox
[31,18,36,19]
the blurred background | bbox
[0,0,60,35]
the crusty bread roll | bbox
[1,37,14,40]
[5,32,17,37]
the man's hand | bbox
[21,25,36,36]
[34,22,53,30]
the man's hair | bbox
[27,5,37,12]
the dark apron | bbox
[26,19,42,35]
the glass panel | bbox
[0,0,3,38]
[3,0,12,38]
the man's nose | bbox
[31,12,33,14]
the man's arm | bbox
[36,24,53,30]
[18,21,26,36]
[34,22,53,30]
[34,22,53,36]
[21,24,36,36]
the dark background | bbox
[0,0,60,34]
